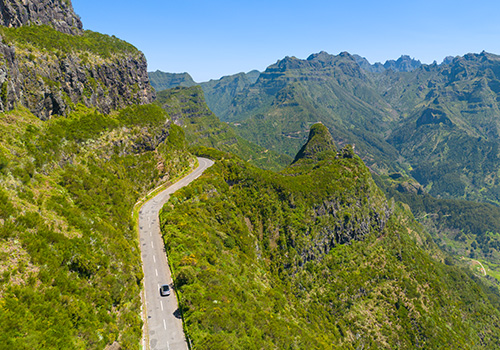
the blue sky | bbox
[72,0,500,82]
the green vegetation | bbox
[201,51,500,205]
[376,174,500,273]
[0,104,192,349]
[0,25,139,58]
[160,126,500,349]
[148,71,197,91]
[155,86,292,171]
[203,52,401,174]
[199,71,260,119]
[198,51,500,287]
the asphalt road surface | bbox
[139,157,214,350]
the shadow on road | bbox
[173,308,182,319]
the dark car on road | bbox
[160,284,171,297]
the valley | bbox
[151,51,500,293]
[1,0,500,349]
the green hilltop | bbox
[292,122,337,165]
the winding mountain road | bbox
[138,157,214,350]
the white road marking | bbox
[138,158,214,350]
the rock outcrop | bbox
[0,37,155,119]
[0,0,155,119]
[0,0,82,35]
[292,123,337,164]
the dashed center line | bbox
[153,255,156,263]
[155,269,158,277]
[160,300,164,311]
[151,241,154,248]
[163,319,167,330]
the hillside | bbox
[160,125,500,349]
[0,104,193,349]
[220,52,402,175]
[148,71,197,91]
[199,51,500,206]
[380,52,500,205]
[0,1,187,348]
[375,173,500,279]
[148,69,261,120]
[154,86,291,171]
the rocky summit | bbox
[0,0,82,35]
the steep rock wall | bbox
[0,0,82,34]
[0,38,155,119]
[0,0,155,119]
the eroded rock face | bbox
[0,40,155,119]
[0,0,83,35]
[0,0,156,119]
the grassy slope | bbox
[0,25,140,58]
[160,143,500,349]
[155,86,292,172]
[0,105,193,349]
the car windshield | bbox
[162,285,169,291]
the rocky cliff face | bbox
[0,0,155,119]
[0,34,155,119]
[0,0,82,34]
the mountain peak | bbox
[292,123,337,165]
[355,54,422,73]
[383,55,422,72]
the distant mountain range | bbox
[353,54,423,73]
[149,50,500,207]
